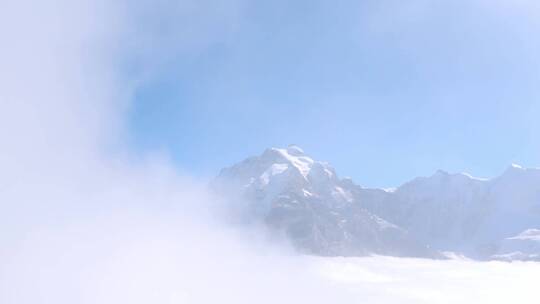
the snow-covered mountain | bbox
[364,164,540,259]
[212,145,437,257]
[213,146,540,260]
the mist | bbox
[1,1,539,303]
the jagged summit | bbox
[500,163,540,176]
[501,163,525,175]
[260,146,315,178]
[510,163,523,169]
[217,146,352,209]
[285,144,305,156]
[427,169,484,182]
[214,146,438,258]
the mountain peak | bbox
[260,146,315,178]
[429,169,486,182]
[509,163,524,170]
[213,146,437,258]
[434,169,449,176]
[501,163,526,177]
[286,144,305,156]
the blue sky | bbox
[127,0,540,188]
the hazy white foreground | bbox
[311,256,538,304]
[153,255,540,303]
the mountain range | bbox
[212,145,540,261]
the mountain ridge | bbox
[213,145,540,260]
